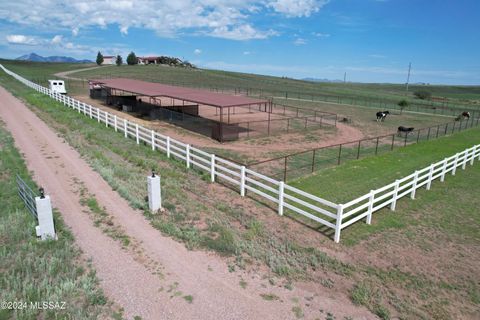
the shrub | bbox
[413,90,432,100]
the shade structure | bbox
[89,78,269,108]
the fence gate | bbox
[16,174,56,240]
[16,174,38,219]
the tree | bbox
[126,51,137,65]
[398,99,409,114]
[115,55,123,66]
[413,90,432,100]
[96,51,104,65]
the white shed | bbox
[48,80,67,94]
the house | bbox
[137,56,160,65]
[102,56,115,65]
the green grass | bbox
[291,128,480,203]
[0,122,114,319]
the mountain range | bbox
[15,53,92,63]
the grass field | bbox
[1,62,480,319]
[2,59,480,110]
[0,121,116,320]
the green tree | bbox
[96,51,104,65]
[115,55,123,66]
[126,52,137,65]
[398,99,409,114]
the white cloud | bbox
[312,32,330,38]
[243,51,251,55]
[51,35,63,45]
[6,34,38,45]
[194,48,202,55]
[268,0,329,18]
[0,1,329,41]
[294,37,306,45]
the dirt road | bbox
[0,85,374,320]
[55,66,104,80]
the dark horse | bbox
[462,111,470,119]
[376,111,390,122]
[397,126,414,137]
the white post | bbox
[105,112,109,127]
[35,195,56,240]
[240,166,246,197]
[114,115,118,132]
[411,171,419,199]
[462,150,467,170]
[186,145,190,168]
[147,173,162,212]
[97,108,100,123]
[452,153,459,175]
[366,190,374,224]
[278,181,285,216]
[151,130,156,151]
[477,145,480,161]
[166,136,171,158]
[210,154,216,182]
[390,180,400,211]
[124,120,128,138]
[334,204,344,243]
[89,105,93,119]
[470,147,475,165]
[135,124,139,144]
[440,159,448,182]
[426,165,434,190]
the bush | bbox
[413,90,432,100]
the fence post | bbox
[338,144,342,165]
[97,108,100,123]
[391,134,395,150]
[166,136,171,158]
[124,120,128,138]
[426,165,434,190]
[105,112,108,127]
[151,130,156,151]
[462,150,468,170]
[440,160,448,182]
[147,172,162,212]
[411,171,419,199]
[114,115,118,132]
[334,204,344,243]
[186,144,190,168]
[452,153,459,175]
[356,140,361,159]
[375,137,379,155]
[135,124,139,144]
[366,191,374,224]
[278,181,285,216]
[390,180,400,211]
[35,194,56,240]
[89,105,93,119]
[210,154,216,182]
[240,166,246,196]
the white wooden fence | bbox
[2,64,478,243]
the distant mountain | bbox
[15,53,92,63]
[302,77,345,83]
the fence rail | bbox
[3,64,479,243]
[16,174,38,219]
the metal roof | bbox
[90,78,269,108]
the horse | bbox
[376,111,390,122]
[397,126,415,137]
[462,111,470,119]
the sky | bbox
[0,0,479,84]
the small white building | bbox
[48,80,66,94]
[102,56,115,65]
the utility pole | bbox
[343,72,347,83]
[405,62,411,95]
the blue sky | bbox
[0,0,479,84]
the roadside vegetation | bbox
[1,64,479,319]
[0,122,116,320]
